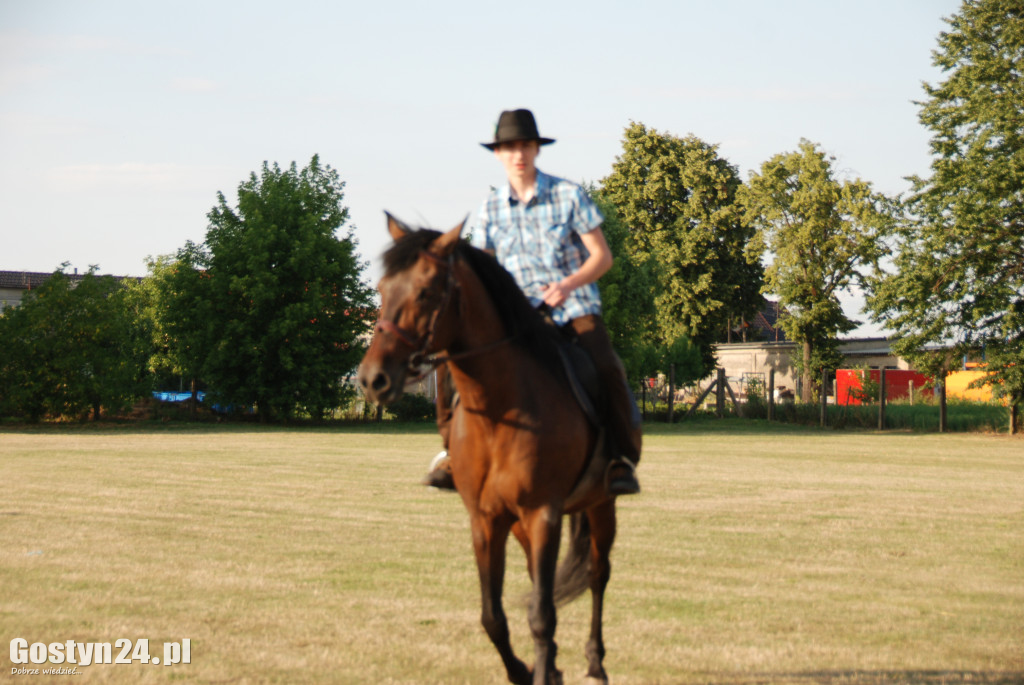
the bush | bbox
[848,366,880,405]
[385,393,436,422]
[742,377,768,419]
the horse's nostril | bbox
[370,372,390,392]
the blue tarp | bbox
[152,391,206,403]
[152,390,251,414]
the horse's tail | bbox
[553,512,591,607]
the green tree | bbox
[740,140,895,401]
[659,335,705,387]
[187,156,375,421]
[589,189,658,382]
[144,247,215,417]
[0,267,149,421]
[867,0,1024,413]
[587,192,704,390]
[601,122,764,374]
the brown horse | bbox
[357,215,625,685]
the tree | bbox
[659,335,705,387]
[867,0,1024,414]
[0,267,149,421]
[740,140,895,402]
[589,189,658,382]
[601,122,764,375]
[183,156,375,421]
[144,247,215,417]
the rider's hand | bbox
[541,281,569,309]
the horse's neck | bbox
[445,262,530,409]
[453,260,505,341]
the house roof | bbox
[0,270,141,290]
[749,300,788,342]
[0,271,79,290]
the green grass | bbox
[1,421,1022,684]
[825,402,1010,432]
[713,400,1012,433]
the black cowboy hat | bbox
[481,109,556,150]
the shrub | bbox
[848,366,880,405]
[743,377,768,419]
[385,393,436,422]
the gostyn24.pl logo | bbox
[9,638,191,672]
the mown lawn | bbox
[1,420,1021,684]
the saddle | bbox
[556,340,603,428]
[554,336,616,508]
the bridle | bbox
[373,249,514,382]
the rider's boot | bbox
[422,450,455,490]
[606,457,640,496]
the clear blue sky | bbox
[1,0,962,335]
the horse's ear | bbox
[432,218,466,257]
[386,212,410,242]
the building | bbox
[729,299,789,343]
[0,271,84,312]
[0,270,139,313]
[709,337,906,399]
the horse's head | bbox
[357,213,464,405]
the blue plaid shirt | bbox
[470,169,604,326]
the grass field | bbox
[1,420,1022,684]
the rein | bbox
[374,249,516,383]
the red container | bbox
[836,369,931,406]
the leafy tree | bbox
[181,156,375,421]
[659,335,705,387]
[740,140,895,401]
[0,267,149,421]
[591,191,706,392]
[589,189,658,382]
[601,122,764,375]
[144,248,215,417]
[0,294,50,421]
[867,0,1024,412]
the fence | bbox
[678,368,1018,434]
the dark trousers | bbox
[435,313,640,465]
[564,314,641,465]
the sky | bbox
[1,0,964,336]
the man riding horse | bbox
[423,108,641,497]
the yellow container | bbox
[945,369,998,402]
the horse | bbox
[357,214,626,685]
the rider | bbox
[423,108,641,496]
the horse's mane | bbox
[383,229,563,372]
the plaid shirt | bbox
[470,169,604,326]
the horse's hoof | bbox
[509,662,531,685]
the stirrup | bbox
[428,450,448,471]
[605,458,640,496]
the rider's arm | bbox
[541,227,612,309]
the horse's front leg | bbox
[583,500,616,685]
[472,512,531,685]
[523,505,564,685]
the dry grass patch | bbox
[0,421,1021,684]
